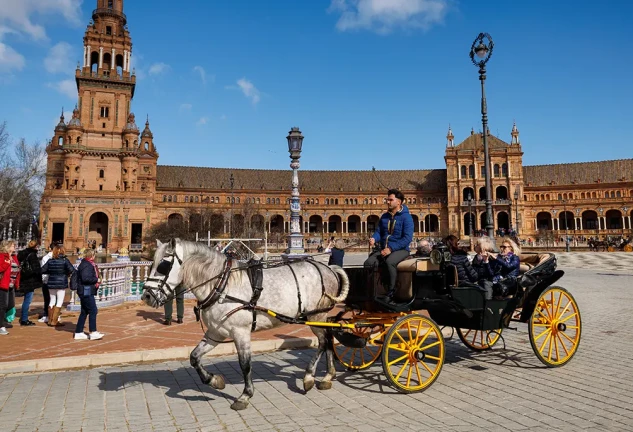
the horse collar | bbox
[196,257,233,313]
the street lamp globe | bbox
[287,127,304,156]
[475,42,488,58]
[470,33,494,67]
[514,190,519,201]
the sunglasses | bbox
[500,245,512,249]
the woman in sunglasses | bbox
[490,238,521,297]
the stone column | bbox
[111,48,116,69]
[99,47,103,69]
[123,50,128,71]
[83,46,87,67]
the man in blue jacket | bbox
[364,189,414,299]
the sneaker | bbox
[89,331,105,340]
[0,328,8,335]
[20,320,36,326]
[38,316,48,323]
[74,332,89,340]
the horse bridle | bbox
[144,248,183,306]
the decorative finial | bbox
[446,124,454,147]
[146,114,149,126]
[511,120,520,144]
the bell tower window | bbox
[108,0,114,8]
[100,107,109,118]
[99,169,105,179]
[106,26,112,35]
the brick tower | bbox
[40,0,158,252]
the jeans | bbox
[364,249,410,294]
[164,284,185,320]
[75,293,98,333]
[20,291,34,322]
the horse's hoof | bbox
[317,381,332,391]
[211,375,226,390]
[230,400,249,411]
[303,377,315,393]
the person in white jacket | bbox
[38,244,54,323]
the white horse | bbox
[142,238,349,410]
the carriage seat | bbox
[393,258,440,300]
[518,253,552,274]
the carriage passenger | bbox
[444,235,479,285]
[488,238,521,298]
[471,237,497,299]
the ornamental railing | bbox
[92,8,127,25]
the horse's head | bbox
[142,238,185,307]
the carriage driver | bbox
[365,189,414,300]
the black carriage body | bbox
[343,253,561,330]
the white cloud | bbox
[328,0,450,34]
[44,41,73,73]
[193,66,207,85]
[236,78,261,105]
[0,0,82,41]
[196,116,209,125]
[0,41,25,72]
[179,103,192,111]
[148,62,170,75]
[47,78,77,100]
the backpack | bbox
[70,269,82,291]
[20,253,35,276]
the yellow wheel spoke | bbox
[547,333,554,361]
[556,333,570,356]
[394,359,409,381]
[359,346,366,365]
[419,340,441,351]
[417,327,433,348]
[420,360,434,375]
[538,329,552,353]
[535,307,551,322]
[413,320,423,345]
[533,327,551,342]
[559,312,578,324]
[339,346,350,359]
[386,344,409,354]
[471,330,478,345]
[559,330,577,345]
[395,330,408,345]
[407,321,414,344]
[406,361,414,387]
[414,362,422,384]
[350,349,355,364]
[424,355,442,361]
[557,301,572,319]
[531,323,549,327]
[388,353,409,367]
[539,300,552,321]
[549,291,555,320]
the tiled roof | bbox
[157,166,447,193]
[523,159,633,187]
[456,132,510,150]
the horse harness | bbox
[194,257,339,332]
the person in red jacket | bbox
[0,240,19,335]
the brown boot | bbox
[53,307,65,326]
[47,306,55,326]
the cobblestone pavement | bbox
[1,268,632,431]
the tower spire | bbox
[511,120,520,145]
[446,124,454,147]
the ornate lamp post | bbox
[621,206,628,236]
[285,127,305,257]
[467,193,474,236]
[513,189,519,236]
[427,200,432,241]
[470,32,495,240]
[229,174,234,237]
[561,198,570,252]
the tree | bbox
[0,122,46,231]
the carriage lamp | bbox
[469,32,495,240]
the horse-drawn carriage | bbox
[142,239,582,409]
[329,248,582,393]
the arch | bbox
[366,215,380,233]
[605,209,623,229]
[334,198,339,205]
[269,214,284,233]
[167,196,172,202]
[479,186,487,201]
[497,211,509,230]
[162,195,167,202]
[494,164,500,178]
[209,214,224,235]
[411,214,419,233]
[558,211,574,232]
[480,212,488,231]
[308,215,323,233]
[616,191,621,198]
[167,213,183,225]
[524,195,528,201]
[90,51,99,73]
[502,163,508,177]
[463,187,475,202]
[115,54,124,76]
[581,210,598,230]
[496,186,508,200]
[558,193,562,200]
[251,214,265,233]
[591,192,596,199]
[144,142,149,151]
[327,215,342,233]
[88,212,109,248]
[103,53,112,70]
[347,215,361,233]
[344,198,349,205]
[468,165,475,179]
[232,214,245,235]
[99,169,104,179]
[189,213,202,230]
[460,165,467,179]
[464,212,476,235]
[184,196,189,203]
[424,214,439,233]
[536,212,552,231]
[58,136,64,146]
[581,192,586,199]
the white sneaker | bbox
[0,327,8,335]
[89,331,105,340]
[74,332,88,340]
[38,316,48,323]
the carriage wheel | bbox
[624,244,633,252]
[607,246,616,252]
[382,314,444,393]
[528,287,581,367]
[332,311,385,371]
[456,328,502,351]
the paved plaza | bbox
[1,259,633,431]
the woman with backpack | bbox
[74,248,104,340]
[17,240,43,326]
[41,244,74,326]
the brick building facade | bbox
[39,1,633,251]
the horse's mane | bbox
[178,239,219,258]
[178,240,245,292]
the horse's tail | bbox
[325,265,349,304]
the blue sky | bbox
[1,0,632,171]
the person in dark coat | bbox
[326,238,345,267]
[74,249,104,340]
[444,235,478,285]
[17,240,42,326]
[41,245,75,326]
